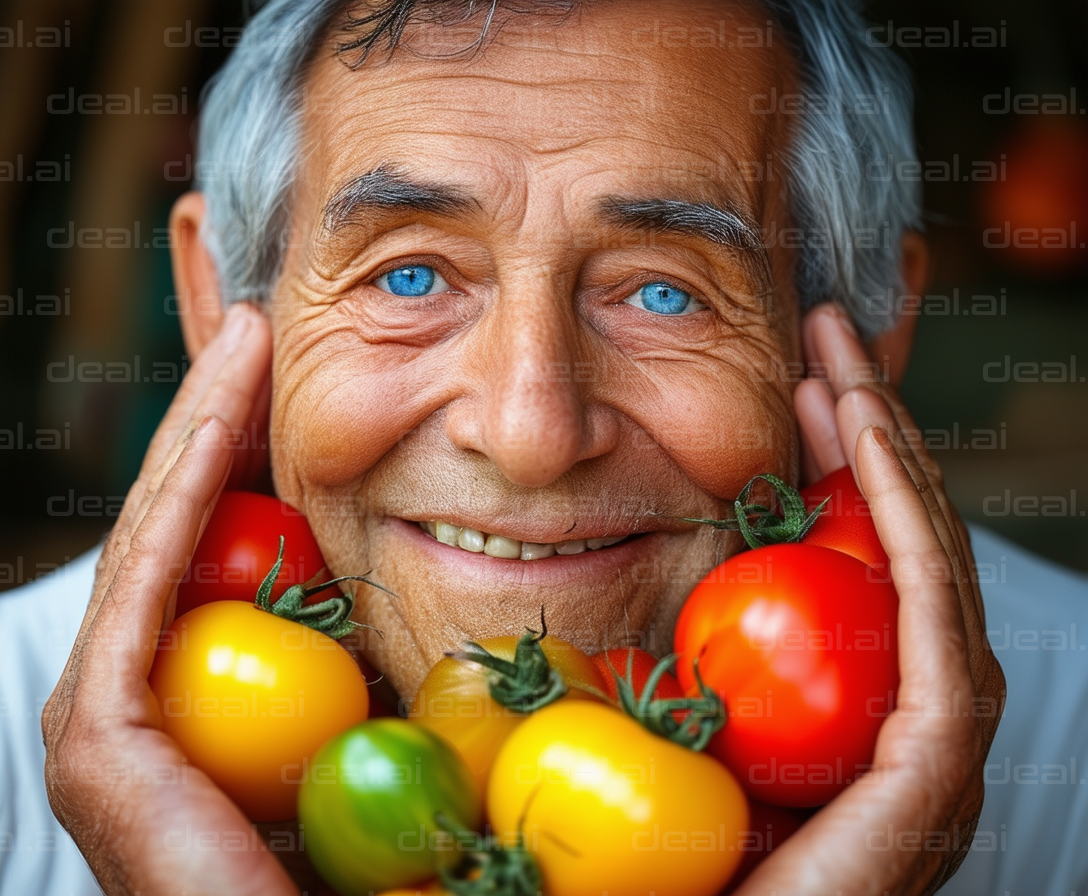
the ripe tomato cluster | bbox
[299,628,764,896]
[148,473,896,894]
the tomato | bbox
[175,491,327,614]
[148,601,368,821]
[591,647,685,704]
[488,701,749,896]
[410,633,605,799]
[721,800,804,894]
[675,544,899,807]
[298,720,481,896]
[801,466,888,570]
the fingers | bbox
[41,411,299,896]
[802,304,883,401]
[856,426,973,701]
[801,305,971,600]
[130,310,271,530]
[794,378,846,481]
[98,305,272,591]
[140,303,262,477]
[45,417,234,745]
[82,417,234,706]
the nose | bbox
[445,276,615,487]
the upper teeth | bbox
[420,521,627,560]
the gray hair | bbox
[196,0,921,338]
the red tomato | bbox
[175,491,327,615]
[722,801,804,893]
[675,544,899,807]
[801,466,888,571]
[591,648,685,704]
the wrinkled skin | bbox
[269,0,799,695]
[42,2,1004,895]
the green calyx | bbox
[435,814,542,896]
[448,609,567,713]
[683,472,828,550]
[611,653,725,752]
[254,536,388,641]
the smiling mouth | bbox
[416,520,633,560]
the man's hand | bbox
[738,304,1006,895]
[41,304,301,896]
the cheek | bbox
[269,314,442,489]
[619,348,797,499]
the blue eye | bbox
[624,281,705,316]
[375,265,448,297]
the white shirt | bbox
[1,528,1085,896]
[0,548,101,896]
[938,526,1088,896]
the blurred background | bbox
[1,0,1086,590]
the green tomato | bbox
[298,719,481,895]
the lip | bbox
[386,516,669,587]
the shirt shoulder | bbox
[940,526,1088,896]
[0,546,104,896]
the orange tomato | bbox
[409,634,604,799]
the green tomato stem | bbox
[683,472,829,550]
[611,653,726,752]
[253,536,387,641]
[446,609,568,714]
[435,813,542,896]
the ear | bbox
[868,230,929,388]
[170,191,225,359]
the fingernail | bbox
[219,303,252,352]
[869,425,894,453]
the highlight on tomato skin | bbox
[675,543,899,807]
[800,465,890,571]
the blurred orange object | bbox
[980,120,1088,275]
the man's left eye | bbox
[622,282,706,316]
[374,265,450,297]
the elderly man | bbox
[2,0,1086,894]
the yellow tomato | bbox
[377,884,449,895]
[488,701,749,896]
[148,601,369,820]
[410,634,604,800]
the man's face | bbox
[269,0,801,697]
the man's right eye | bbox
[374,265,449,297]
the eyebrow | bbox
[600,197,763,253]
[321,167,770,288]
[601,197,771,289]
[322,164,476,232]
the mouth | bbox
[415,519,635,560]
